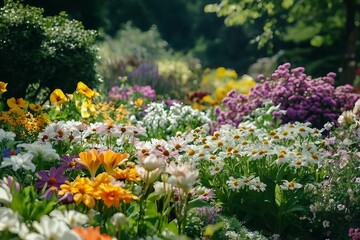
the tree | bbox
[205,0,360,85]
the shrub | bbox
[0,0,98,103]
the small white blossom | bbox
[1,153,35,172]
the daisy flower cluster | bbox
[141,102,211,138]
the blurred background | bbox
[0,0,359,103]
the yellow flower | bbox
[134,98,143,107]
[59,176,98,208]
[77,149,101,178]
[29,103,42,112]
[77,81,98,99]
[7,97,29,109]
[98,150,129,176]
[0,81,7,94]
[113,167,141,182]
[49,89,67,105]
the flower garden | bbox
[0,62,360,240]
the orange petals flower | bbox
[98,183,139,207]
[0,81,7,94]
[113,168,141,182]
[98,150,129,176]
[72,226,112,240]
[50,89,67,105]
[78,149,101,178]
[7,97,29,109]
[77,81,98,99]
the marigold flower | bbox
[98,150,129,176]
[113,168,141,182]
[77,81,98,99]
[98,183,138,207]
[0,81,7,94]
[50,89,67,105]
[7,97,29,109]
[77,149,101,178]
[72,226,112,240]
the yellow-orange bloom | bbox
[7,97,29,109]
[50,89,67,105]
[113,168,141,182]
[77,81,98,99]
[78,149,101,178]
[59,176,98,208]
[29,103,42,112]
[0,81,7,94]
[98,150,129,176]
[134,98,143,107]
[72,226,112,240]
[98,183,139,207]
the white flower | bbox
[31,215,72,240]
[248,177,267,192]
[1,153,35,172]
[137,154,166,172]
[135,166,162,185]
[0,207,20,234]
[153,181,172,195]
[280,180,303,190]
[0,129,16,142]
[0,181,12,204]
[338,111,356,126]
[166,162,198,193]
[322,220,330,228]
[49,210,88,227]
[17,142,60,161]
[111,212,128,226]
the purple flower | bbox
[215,63,360,129]
[59,155,84,171]
[36,167,68,191]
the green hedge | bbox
[0,0,98,103]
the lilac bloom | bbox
[36,167,68,191]
[59,155,84,170]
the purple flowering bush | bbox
[216,63,360,129]
[109,84,157,102]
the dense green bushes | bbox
[0,0,98,103]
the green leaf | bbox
[163,220,178,234]
[275,184,283,207]
[282,0,294,9]
[187,199,212,209]
[203,222,225,237]
[310,35,324,47]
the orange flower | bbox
[0,81,7,94]
[113,168,141,182]
[72,226,112,240]
[77,81,98,99]
[50,89,67,105]
[78,149,101,178]
[7,97,29,109]
[98,150,129,176]
[98,183,139,207]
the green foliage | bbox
[0,0,98,103]
[11,185,57,222]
